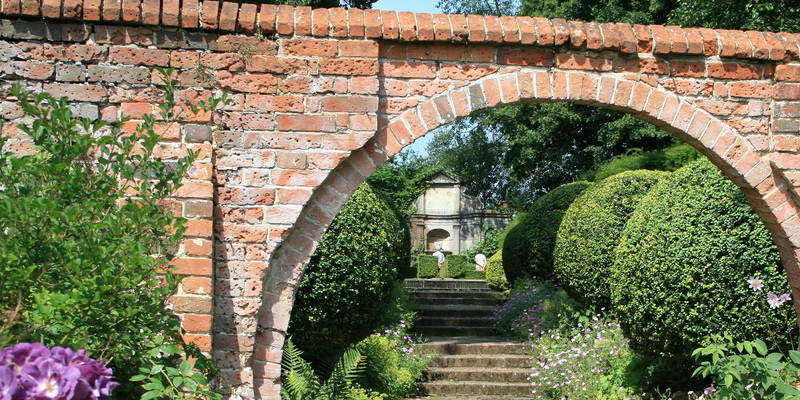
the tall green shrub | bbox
[502,181,591,282]
[553,170,667,310]
[0,77,224,398]
[611,159,794,360]
[486,250,509,291]
[290,183,409,352]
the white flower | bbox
[747,277,764,291]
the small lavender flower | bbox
[747,277,764,291]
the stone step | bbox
[410,291,503,301]
[413,326,496,336]
[418,381,533,397]
[422,339,527,355]
[423,367,531,382]
[416,317,495,328]
[404,279,493,292]
[429,355,530,368]
[415,304,497,313]
[412,296,504,307]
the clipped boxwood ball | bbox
[611,158,794,359]
[502,181,591,282]
[554,170,667,310]
[289,183,408,352]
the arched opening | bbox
[426,228,451,252]
[253,69,800,397]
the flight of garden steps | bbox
[402,279,534,399]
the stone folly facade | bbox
[411,171,511,255]
[3,1,800,398]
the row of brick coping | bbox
[2,1,800,61]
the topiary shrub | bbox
[611,158,795,360]
[553,170,667,311]
[502,182,592,283]
[290,183,409,352]
[416,255,439,278]
[486,250,509,291]
[446,255,471,278]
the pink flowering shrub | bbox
[0,342,118,400]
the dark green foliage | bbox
[445,254,472,279]
[486,250,509,291]
[554,170,667,310]
[416,255,439,279]
[521,0,676,24]
[668,0,800,33]
[503,181,592,283]
[427,103,672,207]
[464,228,502,260]
[582,143,702,182]
[497,212,526,249]
[367,151,442,218]
[611,159,795,361]
[0,77,223,399]
[463,270,486,280]
[290,183,408,352]
[280,337,369,400]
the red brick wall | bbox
[2,2,800,398]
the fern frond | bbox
[280,337,320,400]
[321,345,367,397]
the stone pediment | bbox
[429,171,459,185]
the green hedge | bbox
[290,183,409,352]
[611,159,795,360]
[502,181,592,282]
[446,254,471,279]
[416,255,439,278]
[553,170,667,310]
[486,250,509,291]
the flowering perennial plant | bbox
[493,279,576,340]
[528,316,635,399]
[0,342,118,400]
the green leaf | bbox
[180,360,192,376]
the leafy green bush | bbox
[581,143,701,182]
[0,75,223,399]
[416,255,439,278]
[445,254,471,278]
[502,181,591,282]
[463,270,486,280]
[290,183,409,352]
[464,228,502,260]
[692,334,800,400]
[358,324,432,398]
[486,250,509,291]
[497,212,525,249]
[611,159,795,360]
[280,337,370,400]
[554,170,667,310]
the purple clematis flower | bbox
[0,364,19,400]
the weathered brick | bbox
[708,62,761,79]
[282,38,336,57]
[320,58,378,76]
[498,49,553,66]
[109,47,169,66]
[95,25,153,45]
[87,65,150,84]
[276,114,335,132]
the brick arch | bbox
[255,70,800,398]
[3,2,800,399]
